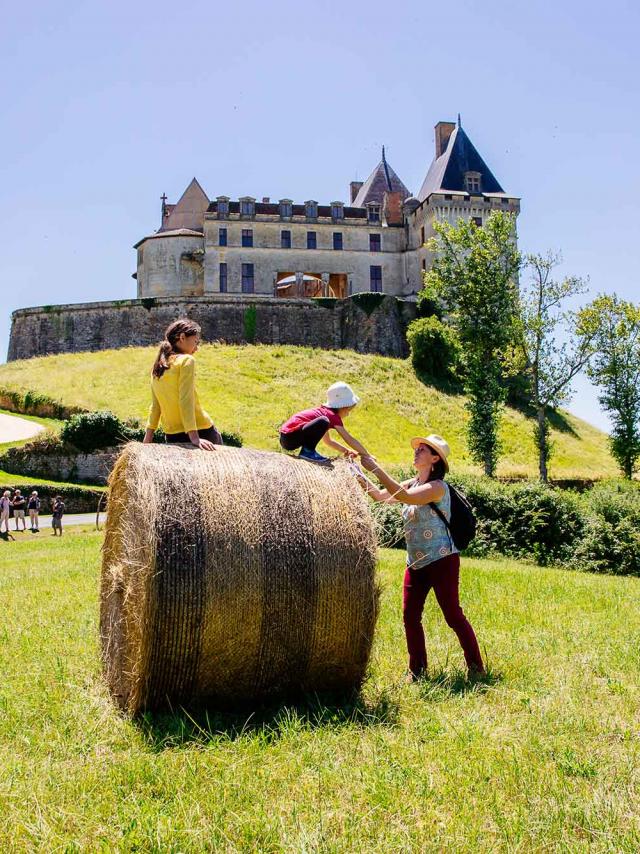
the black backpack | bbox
[431,483,477,551]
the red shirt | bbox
[280,405,343,434]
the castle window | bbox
[421,259,426,271]
[420,226,425,245]
[306,201,318,219]
[331,202,344,221]
[218,227,227,247]
[444,194,453,201]
[242,263,254,293]
[281,230,291,249]
[333,232,343,250]
[464,172,481,193]
[367,204,380,223]
[279,199,293,219]
[369,234,381,252]
[242,229,253,247]
[472,217,483,227]
[307,231,317,249]
[217,197,229,218]
[501,197,510,205]
[240,198,255,217]
[219,262,228,292]
[370,265,382,292]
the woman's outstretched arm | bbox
[360,456,444,505]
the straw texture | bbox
[100,443,378,714]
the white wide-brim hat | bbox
[410,434,450,471]
[324,381,360,409]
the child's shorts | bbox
[52,517,62,530]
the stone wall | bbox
[0,446,118,486]
[8,294,417,362]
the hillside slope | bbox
[0,344,615,478]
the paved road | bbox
[0,412,44,443]
[8,513,107,532]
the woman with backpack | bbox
[359,434,484,681]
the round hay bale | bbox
[100,443,378,714]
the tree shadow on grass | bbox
[137,684,401,750]
[413,369,465,398]
[416,666,503,701]
[508,395,579,438]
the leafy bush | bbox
[571,480,640,575]
[369,473,627,571]
[60,411,126,452]
[0,385,84,420]
[406,316,462,385]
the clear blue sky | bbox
[1,0,638,430]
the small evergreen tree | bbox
[579,294,640,478]
[424,211,521,476]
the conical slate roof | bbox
[417,125,504,202]
[353,147,411,207]
[160,178,209,232]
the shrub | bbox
[0,385,84,420]
[244,305,257,343]
[60,411,126,452]
[371,473,593,569]
[571,480,640,575]
[406,316,461,385]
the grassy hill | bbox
[0,344,616,479]
[0,529,638,849]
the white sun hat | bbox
[410,434,450,471]
[324,381,360,409]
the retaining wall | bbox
[8,294,417,361]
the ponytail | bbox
[151,318,202,379]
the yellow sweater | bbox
[146,354,212,435]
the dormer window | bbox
[464,172,481,193]
[305,200,318,219]
[279,199,293,219]
[367,203,381,223]
[331,202,344,221]
[217,196,230,218]
[239,197,255,218]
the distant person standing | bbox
[143,319,223,450]
[51,496,65,537]
[12,490,26,531]
[27,491,41,532]
[0,491,11,535]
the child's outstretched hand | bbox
[196,438,217,451]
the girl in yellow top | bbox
[143,319,222,451]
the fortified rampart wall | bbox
[8,294,417,361]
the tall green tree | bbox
[425,211,521,476]
[578,295,640,478]
[515,252,594,482]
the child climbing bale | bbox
[100,442,378,715]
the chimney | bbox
[434,121,456,158]
[350,181,363,204]
[383,191,403,226]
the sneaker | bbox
[298,448,330,464]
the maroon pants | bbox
[403,553,483,676]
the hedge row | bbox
[0,386,86,420]
[371,475,640,576]
[0,482,104,515]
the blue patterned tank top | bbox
[402,481,458,569]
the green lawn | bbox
[0,344,616,479]
[0,530,638,850]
